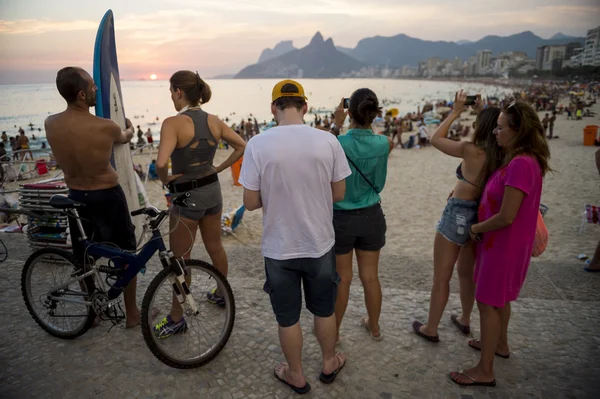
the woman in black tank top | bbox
[153,70,245,334]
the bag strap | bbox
[345,155,378,193]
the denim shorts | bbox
[333,203,386,255]
[263,248,340,327]
[436,197,478,246]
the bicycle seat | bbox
[49,195,86,209]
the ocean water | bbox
[0,79,512,146]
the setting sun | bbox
[149,74,157,80]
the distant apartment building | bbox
[453,57,463,71]
[535,47,545,70]
[564,48,585,68]
[536,42,584,71]
[582,26,600,66]
[476,50,492,74]
[465,56,477,75]
[401,65,418,77]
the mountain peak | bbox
[258,40,296,63]
[550,32,574,40]
[310,32,325,46]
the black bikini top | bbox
[456,163,479,188]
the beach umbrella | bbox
[388,108,399,118]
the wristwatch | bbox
[330,124,340,136]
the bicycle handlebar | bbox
[130,192,193,229]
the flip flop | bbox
[468,339,510,359]
[450,314,470,335]
[412,320,439,343]
[584,266,600,272]
[362,317,383,341]
[319,353,346,384]
[274,363,311,395]
[449,370,496,387]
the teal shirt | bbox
[334,128,389,210]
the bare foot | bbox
[126,307,160,329]
[418,323,437,338]
[362,317,383,340]
[322,352,347,376]
[468,339,510,358]
[274,362,307,390]
[450,366,496,386]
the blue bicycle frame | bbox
[82,228,167,299]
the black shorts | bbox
[68,185,136,263]
[333,203,386,255]
[263,248,339,328]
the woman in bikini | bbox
[413,91,502,342]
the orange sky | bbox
[1,0,598,83]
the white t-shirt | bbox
[418,125,429,139]
[239,124,352,260]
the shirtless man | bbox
[17,131,32,160]
[45,66,142,327]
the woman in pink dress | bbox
[450,101,551,387]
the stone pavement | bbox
[1,235,599,399]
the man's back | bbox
[45,110,119,190]
[241,124,350,260]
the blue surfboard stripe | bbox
[93,9,128,169]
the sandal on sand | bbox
[450,370,496,387]
[450,314,470,335]
[274,363,311,395]
[468,339,510,359]
[319,353,346,384]
[412,321,439,343]
[361,317,383,341]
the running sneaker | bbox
[207,288,226,307]
[154,315,187,339]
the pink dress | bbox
[474,156,542,307]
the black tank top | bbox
[171,108,218,181]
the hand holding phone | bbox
[465,95,478,106]
[334,98,348,127]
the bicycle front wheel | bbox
[141,259,235,369]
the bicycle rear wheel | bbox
[141,259,235,369]
[21,248,95,339]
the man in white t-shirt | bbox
[239,79,351,394]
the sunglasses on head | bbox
[505,101,522,129]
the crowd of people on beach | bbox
[4,64,599,394]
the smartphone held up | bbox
[343,98,350,109]
[465,95,478,106]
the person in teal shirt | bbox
[330,89,393,343]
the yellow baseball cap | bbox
[271,79,308,102]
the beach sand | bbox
[129,102,600,274]
[3,101,599,280]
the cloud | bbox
[0,19,97,34]
[1,0,598,83]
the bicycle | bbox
[21,192,235,369]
